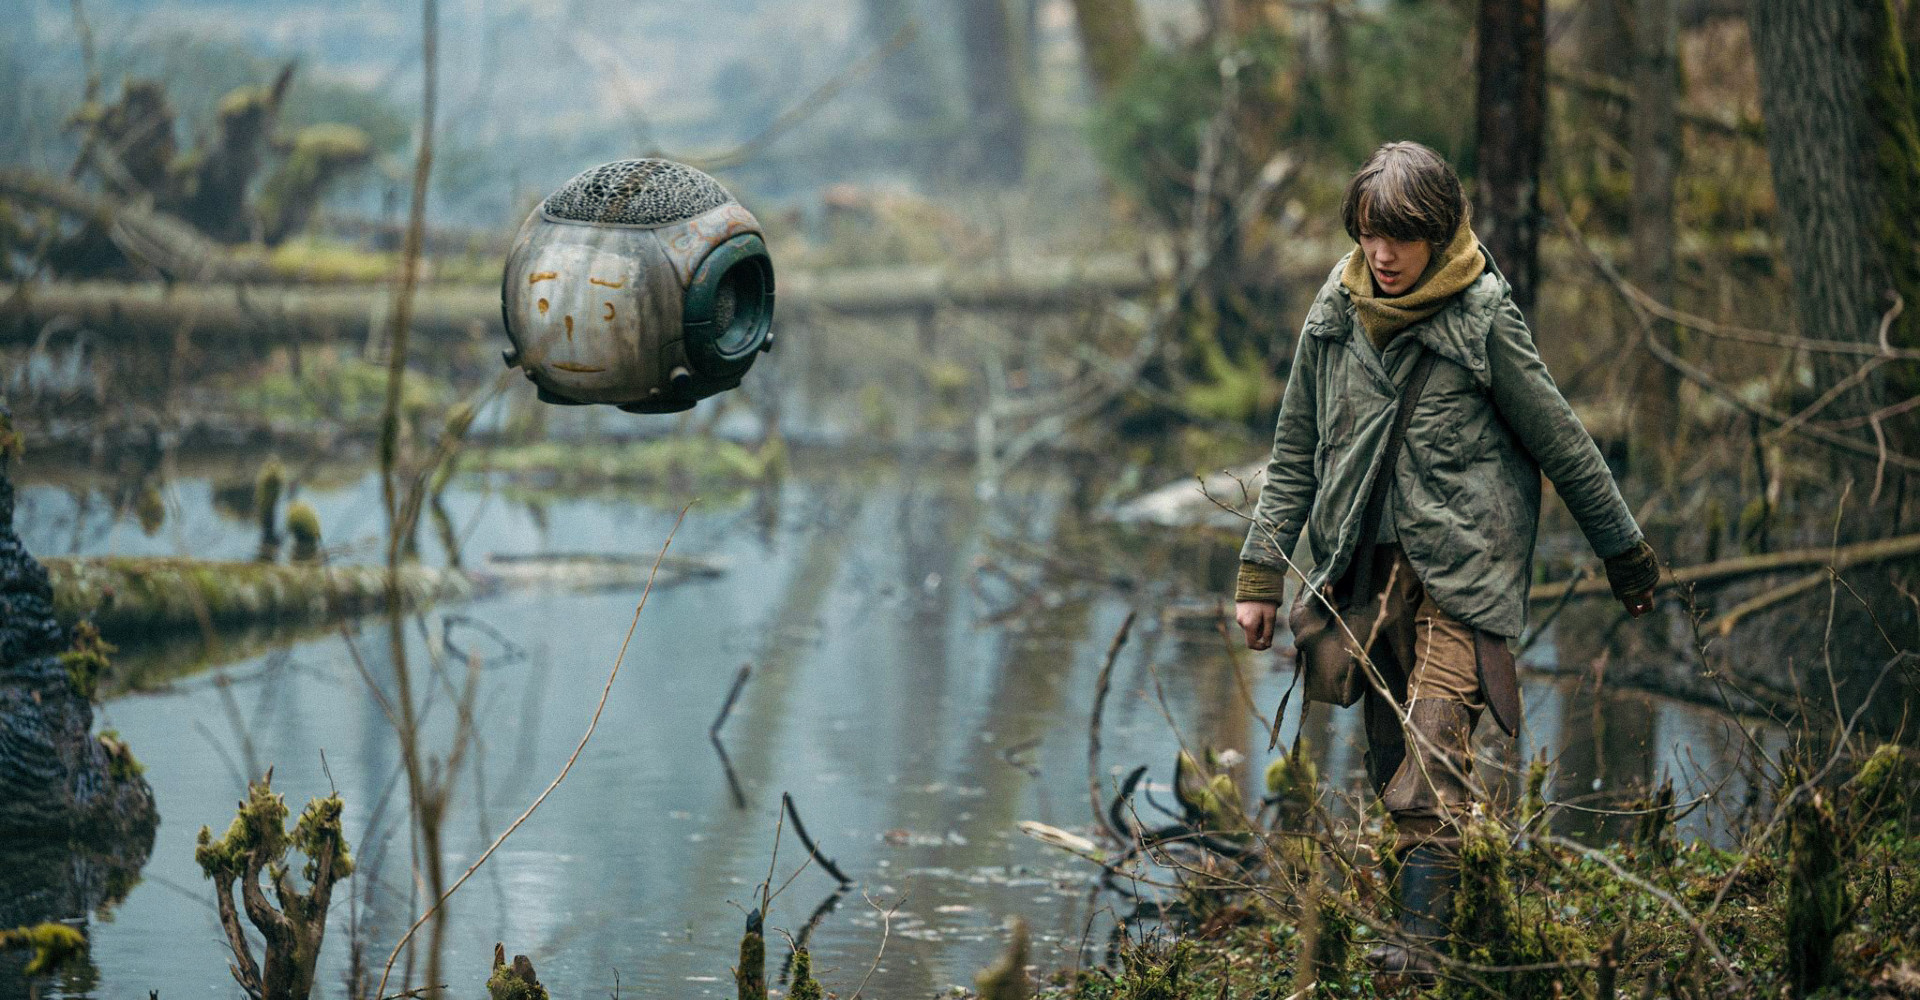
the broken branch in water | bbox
[781,792,853,887]
[1087,611,1137,844]
[711,663,751,738]
[712,737,748,811]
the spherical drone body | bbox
[501,159,775,414]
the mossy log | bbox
[0,254,1200,349]
[43,556,471,639]
[41,552,721,642]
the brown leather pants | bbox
[1354,544,1485,853]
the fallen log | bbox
[44,556,471,638]
[0,168,272,282]
[0,253,1344,348]
[1528,532,1920,603]
[44,551,723,640]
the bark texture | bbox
[0,405,158,841]
[1630,0,1683,479]
[1474,0,1546,318]
[1749,0,1920,436]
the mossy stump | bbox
[488,944,549,1000]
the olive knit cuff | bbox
[1235,560,1287,604]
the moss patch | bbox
[59,620,115,702]
[0,922,88,977]
[473,436,782,493]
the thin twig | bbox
[374,503,693,998]
[847,890,905,1000]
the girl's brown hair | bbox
[1340,142,1465,248]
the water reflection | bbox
[10,458,1780,998]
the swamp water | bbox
[8,456,1778,998]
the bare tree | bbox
[1749,0,1920,449]
[1630,0,1682,480]
[956,0,1031,185]
[1474,0,1545,318]
[860,0,949,127]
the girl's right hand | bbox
[1236,600,1278,650]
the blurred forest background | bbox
[3,0,1920,998]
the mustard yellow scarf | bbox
[1340,215,1486,349]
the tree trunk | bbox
[1630,0,1682,481]
[955,0,1031,185]
[861,0,951,127]
[1749,0,1920,445]
[1474,0,1546,318]
[1066,0,1145,98]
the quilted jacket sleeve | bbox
[1238,322,1322,573]
[1485,298,1643,559]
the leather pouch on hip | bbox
[1289,582,1378,707]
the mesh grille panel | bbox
[542,159,732,227]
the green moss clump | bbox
[195,777,291,881]
[0,922,88,977]
[975,918,1031,1000]
[226,354,453,429]
[97,729,146,782]
[1444,818,1592,1000]
[0,408,24,461]
[291,792,354,885]
[787,948,824,1000]
[1738,494,1771,554]
[59,621,115,702]
[1518,754,1550,830]
[486,958,549,1000]
[1846,743,1914,833]
[1112,938,1190,1000]
[735,910,765,1000]
[255,456,285,548]
[285,501,322,562]
[257,123,373,244]
[135,485,167,536]
[1180,340,1276,425]
[1174,750,1247,836]
[1264,741,1319,802]
[479,437,781,492]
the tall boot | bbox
[1365,842,1456,983]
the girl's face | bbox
[1357,233,1432,296]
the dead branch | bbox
[1087,611,1138,843]
[711,664,752,738]
[1529,530,1920,603]
[780,792,853,887]
[1559,211,1920,475]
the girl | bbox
[1232,141,1660,979]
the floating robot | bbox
[501,159,775,414]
